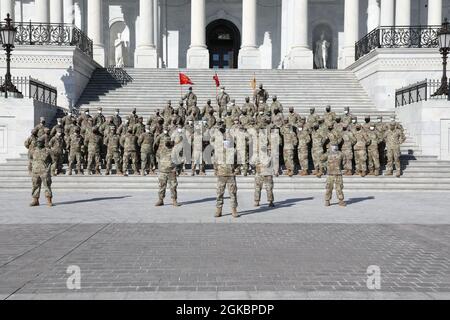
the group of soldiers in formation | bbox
[24,84,406,216]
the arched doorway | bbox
[206,19,240,69]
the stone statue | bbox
[115,32,126,67]
[314,32,330,69]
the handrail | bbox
[0,22,93,58]
[0,76,57,106]
[395,79,447,107]
[355,25,441,61]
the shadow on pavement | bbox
[346,196,375,205]
[181,196,229,206]
[236,197,315,217]
[56,196,132,206]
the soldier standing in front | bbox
[323,144,346,207]
[30,137,54,207]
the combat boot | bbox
[339,200,346,207]
[215,207,222,218]
[368,170,375,176]
[360,171,366,177]
[374,170,380,176]
[299,170,308,176]
[268,201,275,208]
[172,199,180,207]
[95,169,101,175]
[105,170,110,176]
[199,171,206,176]
[46,196,53,207]
[344,170,352,176]
[68,170,72,176]
[141,169,146,176]
[288,170,294,177]
[155,199,164,207]
[325,200,331,207]
[395,171,401,178]
[385,171,393,176]
[316,170,323,178]
[30,198,39,207]
[191,170,195,176]
[254,201,260,207]
[232,208,240,218]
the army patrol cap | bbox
[40,117,45,123]
[167,100,171,105]
[36,137,46,147]
[115,108,120,113]
[97,107,102,111]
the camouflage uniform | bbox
[366,128,381,176]
[121,129,139,175]
[353,126,369,176]
[85,128,103,175]
[104,128,123,175]
[253,84,269,110]
[67,129,84,175]
[311,126,325,176]
[323,106,336,127]
[155,136,179,206]
[384,124,406,177]
[242,98,256,117]
[30,139,53,207]
[216,88,230,118]
[182,88,197,108]
[138,128,156,175]
[270,96,283,114]
[254,147,275,207]
[306,108,319,130]
[48,131,66,176]
[297,127,311,175]
[24,129,39,174]
[341,128,356,175]
[93,108,106,127]
[323,146,346,207]
[281,123,298,176]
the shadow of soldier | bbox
[236,197,315,217]
[345,196,375,205]
[55,196,132,206]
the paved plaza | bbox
[0,190,449,300]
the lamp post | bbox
[0,13,22,98]
[432,18,450,97]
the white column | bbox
[380,0,394,26]
[87,0,105,66]
[342,0,359,68]
[35,0,50,23]
[395,0,410,26]
[238,0,261,69]
[135,0,157,68]
[285,0,312,69]
[50,0,63,23]
[428,0,443,26]
[367,0,380,32]
[186,0,209,68]
[64,0,75,24]
[0,0,15,20]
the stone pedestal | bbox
[186,46,209,69]
[286,47,313,69]
[238,47,261,69]
[134,46,157,68]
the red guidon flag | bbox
[213,73,220,87]
[179,73,194,85]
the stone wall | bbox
[0,97,58,163]
[0,46,99,110]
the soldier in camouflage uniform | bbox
[182,87,197,108]
[155,132,180,207]
[311,124,325,177]
[112,108,122,128]
[322,144,346,207]
[281,119,298,177]
[296,125,311,176]
[138,125,156,175]
[50,118,64,137]
[306,107,319,130]
[324,105,336,127]
[384,122,406,177]
[30,137,53,207]
[253,83,269,110]
[353,124,369,177]
[216,87,231,118]
[25,129,39,174]
[104,126,123,175]
[287,107,300,125]
[213,126,239,218]
[242,96,256,117]
[270,95,283,115]
[121,127,139,176]
[129,108,139,127]
[341,125,356,176]
[85,126,103,175]
[34,117,47,138]
[93,107,106,127]
[342,107,352,127]
[67,127,84,175]
[254,137,275,208]
[163,100,174,123]
[48,128,66,176]
[366,124,381,176]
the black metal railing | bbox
[0,76,57,106]
[395,79,448,107]
[105,66,133,85]
[355,25,441,61]
[0,22,93,58]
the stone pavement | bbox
[0,191,449,300]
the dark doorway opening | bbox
[206,19,240,69]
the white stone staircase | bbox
[76,68,394,119]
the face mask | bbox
[345,111,349,115]
[177,128,182,133]
[299,127,303,132]
[85,112,89,115]
[145,129,150,133]
[98,111,102,114]
[57,132,62,136]
[352,120,356,124]
[115,112,119,115]
[370,127,375,131]
[68,113,72,116]
[57,121,62,125]
[163,130,168,134]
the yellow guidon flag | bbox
[250,74,257,91]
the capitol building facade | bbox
[1,0,449,69]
